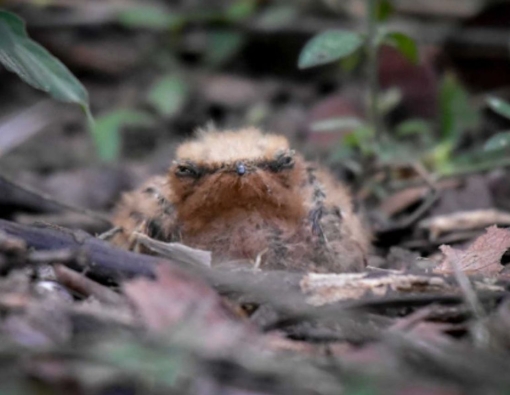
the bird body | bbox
[111,127,370,272]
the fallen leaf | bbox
[123,265,236,333]
[435,226,510,275]
[123,265,261,354]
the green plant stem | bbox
[366,0,380,140]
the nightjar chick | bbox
[111,127,371,273]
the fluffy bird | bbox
[111,127,370,272]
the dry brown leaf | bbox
[123,265,237,333]
[124,265,273,354]
[435,226,510,275]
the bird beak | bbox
[236,163,246,176]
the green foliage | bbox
[225,0,257,22]
[395,119,433,137]
[376,0,394,22]
[147,75,189,118]
[439,73,479,140]
[257,4,298,29]
[97,340,186,387]
[483,97,510,153]
[311,117,365,133]
[0,10,91,118]
[487,96,510,120]
[484,132,510,151]
[383,31,419,64]
[204,31,246,67]
[91,109,155,162]
[298,30,364,69]
[298,0,419,158]
[117,5,184,30]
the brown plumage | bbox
[111,127,370,272]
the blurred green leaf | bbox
[425,139,455,172]
[311,117,365,133]
[438,144,508,176]
[439,74,479,140]
[225,0,257,22]
[384,32,418,64]
[376,0,394,22]
[374,139,416,165]
[298,30,364,69]
[0,11,91,118]
[91,109,155,162]
[377,87,402,115]
[103,342,184,387]
[395,119,432,136]
[487,96,510,120]
[257,4,298,29]
[204,31,245,67]
[484,131,510,151]
[117,6,183,30]
[340,49,362,72]
[147,75,189,118]
[344,126,376,156]
[329,144,357,164]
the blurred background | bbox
[1,0,510,253]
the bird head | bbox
[168,127,306,226]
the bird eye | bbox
[268,153,294,172]
[175,164,199,178]
[280,155,294,168]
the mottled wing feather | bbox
[110,176,179,249]
[307,165,370,272]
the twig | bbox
[0,172,111,226]
[54,264,126,306]
[134,232,212,267]
[98,226,123,240]
[447,258,489,347]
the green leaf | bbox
[377,87,402,115]
[487,96,510,120]
[484,131,510,151]
[311,117,365,133]
[257,4,298,29]
[225,0,257,22]
[147,75,189,118]
[95,341,185,388]
[204,31,245,67]
[340,49,362,72]
[298,30,364,69]
[439,74,479,140]
[0,11,90,116]
[117,6,184,30]
[91,109,154,162]
[376,0,394,22]
[395,119,432,136]
[384,32,418,64]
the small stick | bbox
[54,264,126,306]
[0,172,111,225]
[447,258,489,347]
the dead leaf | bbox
[123,265,236,332]
[435,226,510,275]
[124,265,263,353]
